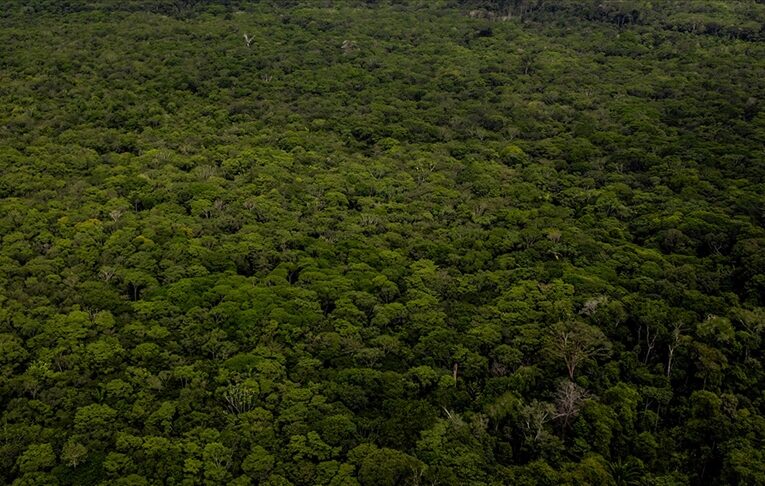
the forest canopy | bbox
[1,1,764,485]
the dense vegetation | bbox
[1,0,765,484]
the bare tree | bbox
[109,209,123,222]
[243,34,254,47]
[643,323,657,365]
[341,40,358,53]
[554,380,590,434]
[666,323,685,378]
[580,296,608,317]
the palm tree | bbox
[608,458,644,486]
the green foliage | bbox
[1,1,765,484]
[356,447,423,486]
[16,444,56,473]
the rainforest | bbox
[1,1,764,485]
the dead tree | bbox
[643,323,657,365]
[554,381,590,436]
[666,323,685,378]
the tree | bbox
[15,443,55,474]
[607,457,644,486]
[61,441,88,468]
[242,446,275,481]
[546,321,611,381]
[74,404,118,444]
[356,447,423,486]
[1,1,764,484]
[521,399,555,444]
[554,380,589,435]
[666,322,686,378]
